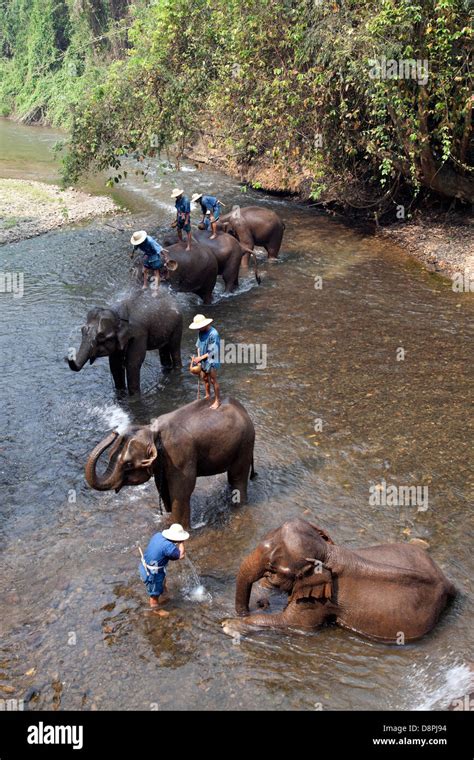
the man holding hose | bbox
[139,524,190,609]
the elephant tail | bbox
[250,456,257,480]
[242,248,261,285]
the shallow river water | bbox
[0,119,472,711]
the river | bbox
[0,118,472,711]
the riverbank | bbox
[0,178,119,245]
[189,142,473,283]
[379,214,474,282]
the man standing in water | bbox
[139,524,189,609]
[191,193,222,239]
[171,188,192,251]
[190,314,221,409]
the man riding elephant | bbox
[171,188,192,250]
[192,192,223,239]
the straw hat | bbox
[189,314,213,330]
[171,188,184,198]
[162,523,190,542]
[191,193,203,203]
[130,230,147,246]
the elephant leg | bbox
[125,339,146,395]
[227,458,251,505]
[159,346,173,370]
[198,290,213,305]
[222,262,239,293]
[222,600,329,637]
[265,229,283,259]
[168,328,183,368]
[168,473,196,530]
[227,452,253,504]
[109,352,126,390]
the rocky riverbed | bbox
[0,178,119,245]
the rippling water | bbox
[0,119,472,711]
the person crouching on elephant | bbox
[192,193,222,240]
[190,313,221,409]
[171,188,192,251]
[139,523,189,609]
[131,230,166,294]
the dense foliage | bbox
[1,0,472,211]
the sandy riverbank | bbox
[0,178,120,245]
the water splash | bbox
[411,662,473,710]
[88,403,131,434]
[182,555,211,603]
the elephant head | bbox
[85,426,158,492]
[235,518,334,615]
[68,307,129,371]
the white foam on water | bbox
[180,165,197,173]
[88,403,131,434]
[186,584,212,603]
[411,662,473,711]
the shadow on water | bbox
[0,119,473,710]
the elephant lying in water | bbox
[218,206,285,262]
[85,397,256,530]
[68,290,182,395]
[222,518,456,643]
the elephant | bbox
[217,206,285,262]
[131,239,218,304]
[68,290,182,395]
[164,230,261,293]
[84,396,256,530]
[222,518,456,643]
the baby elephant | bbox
[222,518,456,643]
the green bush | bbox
[1,0,472,209]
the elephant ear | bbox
[309,522,335,544]
[132,428,158,468]
[290,566,333,606]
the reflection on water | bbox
[0,119,473,711]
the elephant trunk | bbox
[85,432,122,491]
[235,547,267,616]
[68,339,92,372]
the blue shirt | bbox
[196,326,220,371]
[138,532,180,582]
[175,195,191,219]
[200,195,219,213]
[138,236,163,269]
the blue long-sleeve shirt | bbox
[138,532,180,581]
